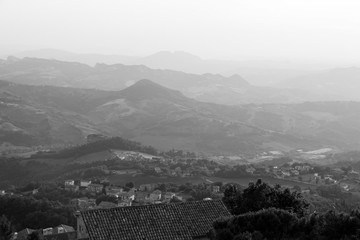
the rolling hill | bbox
[11,49,329,86]
[2,79,360,155]
[0,57,328,105]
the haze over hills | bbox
[0,80,113,146]
[0,56,340,105]
[9,48,330,86]
[9,48,136,67]
[2,79,360,155]
[1,55,360,155]
[279,67,360,100]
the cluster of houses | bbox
[272,164,313,178]
[107,149,224,178]
[67,180,226,212]
[64,180,101,193]
[65,179,187,211]
[150,165,217,177]
[0,188,38,198]
[11,224,76,240]
[316,168,360,191]
[134,183,182,204]
[231,163,313,178]
[110,163,216,178]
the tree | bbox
[223,184,242,214]
[212,208,300,240]
[125,182,134,189]
[0,195,75,231]
[27,231,43,240]
[212,208,360,240]
[293,185,301,193]
[95,195,118,205]
[215,229,234,240]
[215,190,360,240]
[170,196,182,203]
[156,184,166,192]
[0,215,12,240]
[341,166,352,175]
[191,189,212,201]
[213,182,223,188]
[223,179,309,217]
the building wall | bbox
[76,214,89,240]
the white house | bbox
[80,180,92,188]
[212,185,220,193]
[64,180,74,186]
[154,167,162,174]
[43,228,53,236]
[88,183,103,193]
[106,186,123,197]
[118,191,135,202]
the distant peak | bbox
[229,74,247,81]
[133,78,158,86]
[229,74,244,79]
[120,79,187,102]
[6,56,20,62]
[127,79,169,90]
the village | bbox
[1,177,224,240]
[63,179,223,210]
[2,148,360,240]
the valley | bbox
[2,76,360,155]
[3,1,360,239]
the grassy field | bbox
[207,176,315,189]
[109,174,207,186]
[109,174,210,187]
[109,173,315,189]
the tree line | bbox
[0,195,75,232]
[212,179,360,240]
[31,137,158,159]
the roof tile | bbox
[80,200,230,240]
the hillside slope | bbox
[1,79,360,154]
[0,57,328,105]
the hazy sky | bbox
[1,0,360,63]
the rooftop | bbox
[80,199,231,240]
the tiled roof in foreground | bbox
[80,199,231,240]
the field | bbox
[207,176,315,189]
[109,174,206,186]
[109,173,315,189]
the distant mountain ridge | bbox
[0,56,333,105]
[10,48,330,85]
[11,48,136,66]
